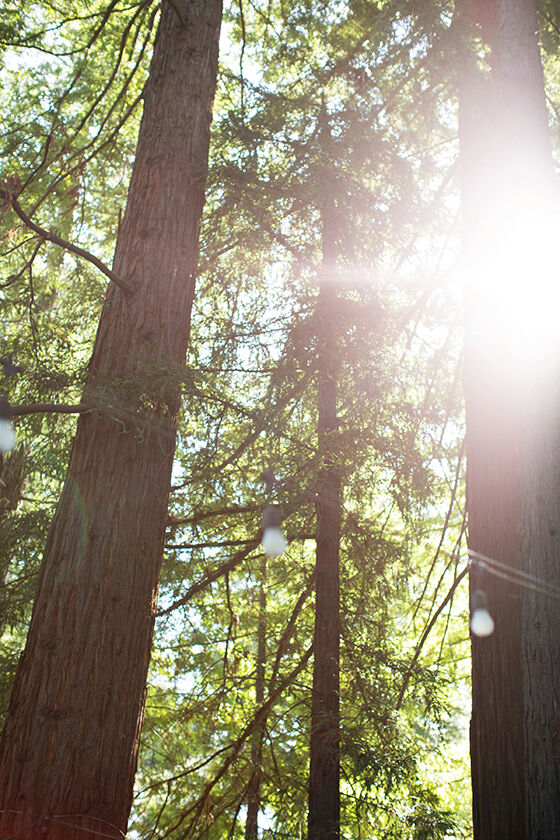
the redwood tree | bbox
[0,1,222,837]
[308,124,342,840]
[460,0,560,837]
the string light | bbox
[259,469,288,557]
[470,588,495,637]
[0,398,16,453]
[469,549,560,601]
[261,503,288,557]
[0,419,16,453]
[467,546,560,637]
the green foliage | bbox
[131,1,470,837]
[0,0,483,837]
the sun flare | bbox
[467,183,560,383]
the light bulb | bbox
[261,503,287,556]
[470,608,495,637]
[470,588,494,637]
[0,418,16,453]
[261,527,288,557]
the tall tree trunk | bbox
[308,185,342,840]
[0,2,222,838]
[460,1,560,837]
[245,556,267,840]
[501,2,560,835]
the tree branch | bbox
[10,402,91,417]
[395,563,469,711]
[159,645,314,840]
[167,504,259,527]
[156,541,260,617]
[1,190,135,295]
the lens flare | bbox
[468,186,560,386]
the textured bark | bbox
[0,2,222,838]
[460,1,560,837]
[464,329,526,840]
[460,17,526,835]
[503,1,560,835]
[521,405,560,840]
[308,196,342,840]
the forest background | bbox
[0,0,559,838]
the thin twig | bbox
[1,190,134,294]
[156,541,259,617]
[395,564,468,711]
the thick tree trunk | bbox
[501,2,560,835]
[464,320,526,840]
[308,196,342,840]
[459,15,527,835]
[0,2,222,838]
[460,1,560,837]
[520,405,560,839]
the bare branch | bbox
[1,190,135,294]
[159,645,314,840]
[165,537,256,550]
[395,563,468,711]
[156,541,260,617]
[269,572,315,686]
[167,504,259,527]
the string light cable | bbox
[468,548,560,601]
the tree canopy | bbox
[1,1,559,838]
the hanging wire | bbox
[468,548,560,601]
[0,810,125,840]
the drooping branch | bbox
[0,236,44,288]
[395,563,469,711]
[156,541,259,617]
[9,402,91,417]
[216,368,314,469]
[160,645,314,840]
[1,190,135,294]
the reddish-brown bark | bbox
[460,0,560,837]
[0,2,222,838]
[467,0,498,43]
[460,16,526,834]
[308,192,342,840]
